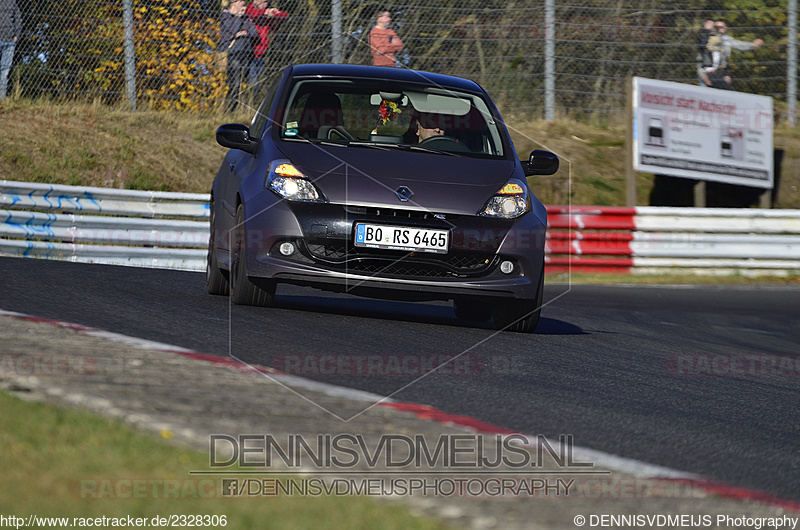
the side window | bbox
[250,78,281,139]
[284,93,309,138]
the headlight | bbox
[479,179,529,218]
[265,161,325,202]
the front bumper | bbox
[242,200,546,301]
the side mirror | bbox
[216,123,260,155]
[524,149,559,176]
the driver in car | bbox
[415,112,447,142]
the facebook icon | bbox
[221,479,239,496]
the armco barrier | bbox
[0,180,209,219]
[2,181,799,276]
[546,206,800,275]
[0,180,209,270]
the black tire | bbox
[206,198,230,296]
[492,260,545,333]
[230,204,275,307]
[453,298,492,322]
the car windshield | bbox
[279,79,505,158]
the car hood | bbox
[276,141,516,216]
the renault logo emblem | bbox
[395,186,413,202]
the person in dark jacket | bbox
[697,19,715,86]
[0,0,22,99]
[220,0,258,112]
[245,0,287,89]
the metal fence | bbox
[6,0,798,121]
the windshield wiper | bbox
[395,143,459,156]
[347,141,459,156]
[346,141,393,151]
[284,137,344,147]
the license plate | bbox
[354,223,449,254]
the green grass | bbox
[0,391,448,529]
[2,98,799,208]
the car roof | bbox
[287,64,486,95]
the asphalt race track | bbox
[1,256,798,502]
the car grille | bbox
[342,261,482,278]
[307,243,348,260]
[301,241,496,278]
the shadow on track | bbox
[262,286,588,336]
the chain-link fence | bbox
[6,0,798,121]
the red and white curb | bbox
[2,308,798,512]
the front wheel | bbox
[206,198,230,296]
[230,204,275,307]
[492,299,541,333]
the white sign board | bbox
[632,77,773,189]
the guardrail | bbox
[546,206,800,275]
[0,180,209,271]
[2,181,799,276]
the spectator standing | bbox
[0,0,22,99]
[245,1,287,89]
[703,33,732,90]
[697,19,715,86]
[220,0,258,112]
[701,20,763,90]
[369,9,403,67]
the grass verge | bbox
[0,390,447,529]
[2,98,799,208]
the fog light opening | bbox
[500,260,515,274]
[279,242,296,256]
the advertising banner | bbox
[632,77,773,189]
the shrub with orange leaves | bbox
[92,0,226,112]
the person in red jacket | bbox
[246,0,287,88]
[369,9,403,67]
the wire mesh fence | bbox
[5,0,797,122]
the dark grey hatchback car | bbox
[207,63,558,332]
